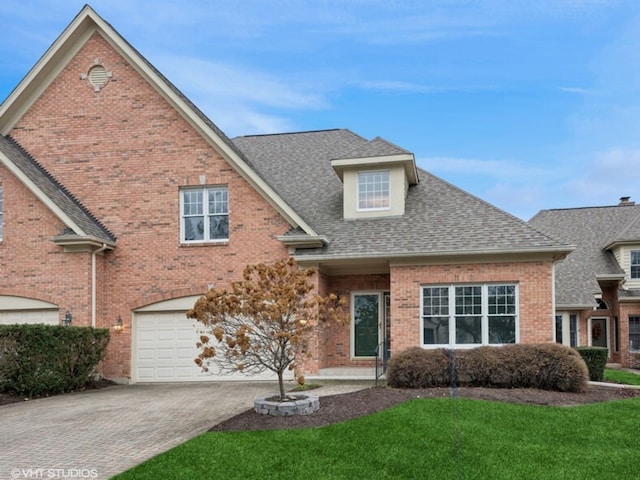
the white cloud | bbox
[563,147,640,204]
[558,87,600,95]
[149,55,331,135]
[422,156,555,181]
[158,56,327,110]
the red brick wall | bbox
[0,167,94,322]
[317,274,390,369]
[390,261,554,354]
[619,302,640,367]
[6,33,290,378]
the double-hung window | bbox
[422,284,518,347]
[631,251,640,279]
[181,186,228,243]
[630,316,640,352]
[357,171,389,211]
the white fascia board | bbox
[0,151,87,236]
[555,304,594,311]
[0,9,97,134]
[331,153,418,184]
[296,246,574,265]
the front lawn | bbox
[604,368,640,386]
[113,396,640,480]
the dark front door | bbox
[591,318,608,349]
[353,294,380,357]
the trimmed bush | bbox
[0,324,110,398]
[574,347,608,381]
[387,343,589,392]
[384,347,451,388]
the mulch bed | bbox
[210,384,640,432]
[3,381,638,433]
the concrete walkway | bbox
[0,382,367,480]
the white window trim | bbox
[179,186,229,244]
[631,250,640,279]
[356,170,391,212]
[420,284,519,349]
[629,315,640,352]
[555,312,579,347]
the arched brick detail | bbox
[127,287,207,311]
[0,289,59,306]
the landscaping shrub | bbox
[631,352,640,370]
[385,347,451,388]
[0,324,110,398]
[387,343,589,392]
[574,347,608,381]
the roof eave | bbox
[51,235,116,251]
[277,234,329,250]
[331,153,419,185]
[604,239,640,250]
[296,245,574,265]
[555,303,595,311]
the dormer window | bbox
[331,136,419,220]
[631,251,640,279]
[358,171,390,211]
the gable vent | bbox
[85,64,112,92]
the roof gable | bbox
[530,205,640,307]
[0,5,315,237]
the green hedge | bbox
[387,344,589,392]
[574,347,608,381]
[0,324,110,398]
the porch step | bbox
[305,367,385,385]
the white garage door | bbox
[0,296,59,325]
[133,308,279,383]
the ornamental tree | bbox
[187,258,346,400]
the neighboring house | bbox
[530,197,640,368]
[0,6,571,383]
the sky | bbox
[0,0,639,220]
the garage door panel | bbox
[134,311,283,382]
[0,309,58,325]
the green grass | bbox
[604,368,640,386]
[113,396,640,480]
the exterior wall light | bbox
[62,310,72,326]
[114,315,124,332]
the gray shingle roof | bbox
[233,129,567,259]
[529,205,640,306]
[332,136,412,160]
[0,135,116,243]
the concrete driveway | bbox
[0,382,364,479]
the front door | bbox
[353,293,381,357]
[591,318,608,349]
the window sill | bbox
[180,241,229,248]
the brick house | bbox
[0,6,571,383]
[530,197,640,368]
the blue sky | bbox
[1,1,639,220]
